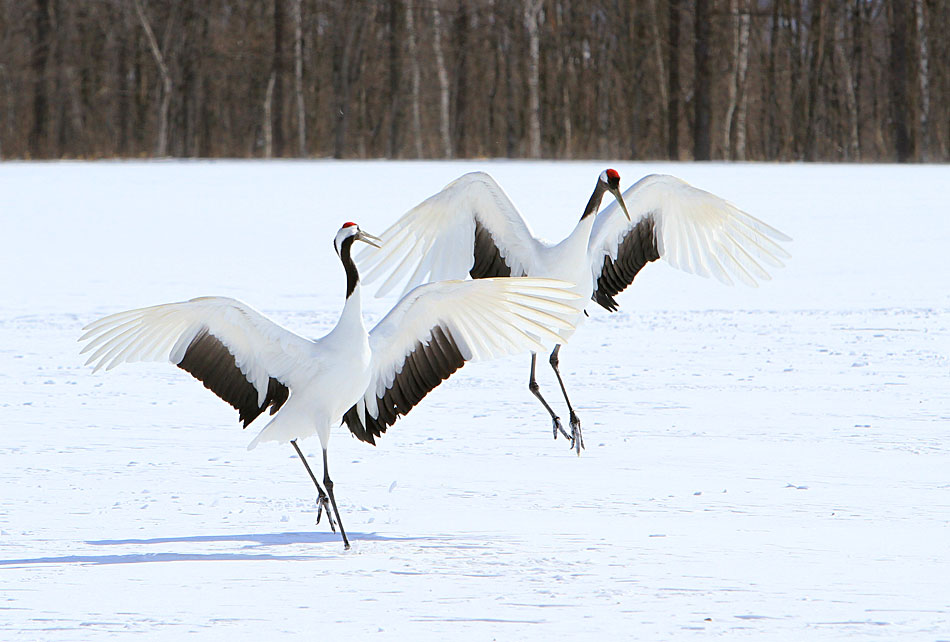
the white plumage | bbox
[356,170,792,452]
[360,172,790,303]
[588,174,789,290]
[80,223,581,548]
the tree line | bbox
[2,0,945,162]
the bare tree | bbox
[132,0,171,157]
[29,0,50,157]
[292,0,306,156]
[453,1,470,157]
[331,5,369,159]
[833,5,860,160]
[404,0,423,158]
[888,0,914,162]
[915,0,930,160]
[648,0,668,149]
[524,0,543,158]
[272,0,285,157]
[668,0,681,160]
[387,0,401,158]
[693,0,712,160]
[264,72,275,158]
[431,0,452,157]
[803,1,826,162]
[722,0,750,160]
[723,0,740,158]
[733,0,751,160]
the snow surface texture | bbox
[1,161,948,640]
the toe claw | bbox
[553,416,572,442]
[569,413,584,455]
[316,495,338,532]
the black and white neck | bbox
[580,169,620,221]
[334,224,362,300]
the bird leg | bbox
[322,448,350,550]
[548,345,584,455]
[291,440,337,533]
[528,352,573,443]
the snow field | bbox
[1,160,948,640]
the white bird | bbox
[357,171,792,454]
[79,222,581,549]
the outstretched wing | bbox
[356,172,546,298]
[343,278,581,444]
[588,174,792,311]
[79,297,317,427]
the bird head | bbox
[334,222,382,256]
[599,169,631,221]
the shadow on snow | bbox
[0,531,434,567]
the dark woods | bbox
[3,0,945,161]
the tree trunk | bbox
[667,0,681,160]
[733,0,751,160]
[116,4,133,155]
[293,0,306,156]
[524,0,543,159]
[888,1,913,162]
[766,0,778,158]
[915,0,930,160]
[264,72,275,158]
[332,9,365,159]
[596,8,611,158]
[30,0,51,157]
[722,0,740,158]
[387,0,401,158]
[833,8,859,160]
[803,1,826,161]
[649,0,668,150]
[404,0,423,158]
[132,0,171,157]
[272,0,285,157]
[851,0,864,160]
[454,2,469,157]
[693,0,712,160]
[431,0,452,157]
[504,9,517,157]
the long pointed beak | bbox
[609,187,631,221]
[356,230,382,249]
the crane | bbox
[80,222,581,549]
[356,171,792,454]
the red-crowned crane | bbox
[80,222,581,549]
[356,171,792,454]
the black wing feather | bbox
[176,328,289,427]
[470,219,526,279]
[343,325,465,445]
[592,215,661,312]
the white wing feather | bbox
[352,277,581,425]
[79,296,317,405]
[356,172,546,298]
[589,174,791,287]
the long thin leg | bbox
[528,352,573,443]
[291,440,336,532]
[322,448,350,550]
[549,345,584,455]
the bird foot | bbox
[315,493,338,533]
[552,416,573,442]
[569,412,584,456]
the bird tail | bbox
[247,404,316,450]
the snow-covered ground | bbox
[1,160,948,640]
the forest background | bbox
[1,0,943,162]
